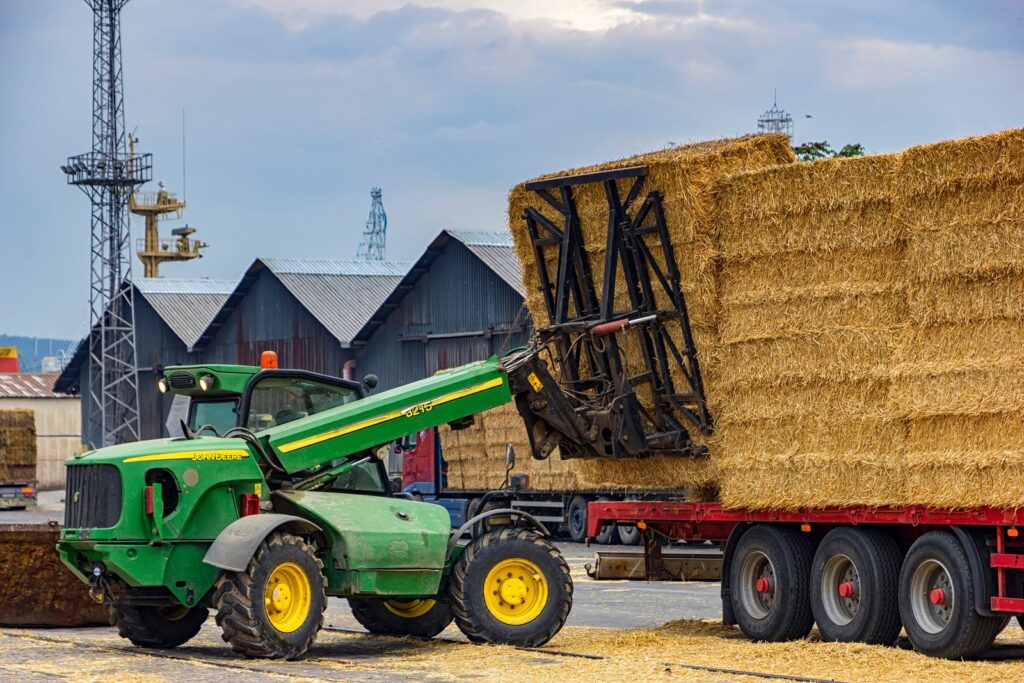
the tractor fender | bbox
[203,514,323,573]
[446,508,549,559]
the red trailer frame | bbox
[588,500,1024,614]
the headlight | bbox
[199,374,216,391]
[157,377,169,394]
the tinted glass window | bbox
[329,459,386,495]
[246,377,358,431]
[190,399,239,433]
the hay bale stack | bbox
[713,153,908,508]
[891,128,1024,508]
[0,409,37,481]
[440,402,582,491]
[507,135,796,490]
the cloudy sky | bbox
[1,0,1022,338]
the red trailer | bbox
[588,500,1024,659]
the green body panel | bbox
[266,358,511,473]
[162,364,260,397]
[274,490,450,597]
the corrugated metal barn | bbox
[195,258,408,376]
[0,373,80,489]
[352,230,530,392]
[55,278,236,447]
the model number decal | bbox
[402,402,434,417]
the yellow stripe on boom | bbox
[279,377,504,453]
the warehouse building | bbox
[0,373,80,489]
[55,278,236,447]
[195,258,409,377]
[352,230,529,391]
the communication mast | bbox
[131,175,207,278]
[356,188,387,261]
[757,90,794,137]
[60,0,149,446]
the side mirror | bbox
[362,374,378,390]
[505,443,516,470]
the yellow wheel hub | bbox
[483,558,548,625]
[384,599,437,619]
[158,606,191,622]
[264,562,311,633]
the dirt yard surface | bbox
[2,537,1024,682]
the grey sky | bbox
[1,0,1021,338]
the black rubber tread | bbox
[109,603,208,649]
[729,525,815,642]
[466,497,483,522]
[213,531,327,660]
[566,496,588,543]
[449,527,572,647]
[898,531,1004,659]
[348,598,453,638]
[593,497,615,545]
[810,527,902,644]
[616,524,642,546]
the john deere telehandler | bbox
[57,165,714,660]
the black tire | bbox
[110,603,208,649]
[729,525,815,642]
[449,528,572,647]
[898,531,1004,659]
[466,497,483,522]
[1018,615,1024,632]
[213,532,327,659]
[349,598,453,638]
[617,524,642,546]
[810,527,902,644]
[593,497,615,545]
[566,496,589,543]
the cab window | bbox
[189,399,239,434]
[245,376,358,431]
[328,458,387,495]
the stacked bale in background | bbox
[507,135,796,491]
[891,129,1024,508]
[713,155,907,508]
[440,402,581,490]
[0,409,37,481]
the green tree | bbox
[792,141,865,162]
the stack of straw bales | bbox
[506,135,797,491]
[0,409,37,481]
[440,402,582,490]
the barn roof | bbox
[0,373,71,399]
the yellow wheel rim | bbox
[483,558,548,625]
[158,605,191,622]
[264,562,312,633]
[384,599,437,619]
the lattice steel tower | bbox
[61,0,151,446]
[356,188,387,261]
[757,90,794,137]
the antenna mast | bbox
[356,187,387,261]
[61,0,150,446]
[757,89,794,137]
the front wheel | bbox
[349,598,453,638]
[110,603,208,649]
[449,528,572,647]
[213,532,327,659]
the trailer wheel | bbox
[810,527,902,644]
[110,603,208,649]
[729,525,815,642]
[348,598,453,638]
[566,496,589,542]
[898,531,1003,659]
[593,497,616,545]
[449,528,572,647]
[617,524,642,545]
[214,531,327,659]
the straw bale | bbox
[0,410,37,467]
[895,127,1024,197]
[709,379,892,424]
[907,412,1024,452]
[902,450,1024,509]
[720,292,902,345]
[907,217,1024,283]
[893,318,1024,376]
[569,454,717,492]
[889,368,1024,418]
[717,416,904,458]
[907,271,1024,326]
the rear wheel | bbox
[349,598,453,638]
[566,496,588,543]
[729,525,814,642]
[617,524,642,546]
[214,532,327,659]
[110,603,208,649]
[449,528,572,647]
[810,527,902,644]
[898,531,1003,659]
[466,497,483,521]
[593,497,615,545]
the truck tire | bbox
[213,531,327,659]
[593,497,615,545]
[810,527,902,644]
[109,603,208,649]
[617,524,642,545]
[348,598,453,638]
[566,496,589,542]
[729,525,815,642]
[449,528,572,647]
[898,531,1004,659]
